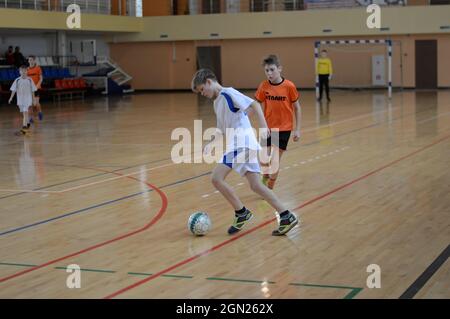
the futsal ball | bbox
[188,211,212,236]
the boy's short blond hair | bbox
[191,69,217,92]
[262,55,281,67]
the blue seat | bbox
[7,69,17,80]
[1,70,9,81]
[0,70,8,81]
[42,67,51,78]
[62,68,72,78]
[50,68,59,78]
[47,68,56,79]
[57,68,65,78]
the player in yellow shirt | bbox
[316,50,333,102]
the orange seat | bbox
[67,79,75,89]
[72,79,81,89]
[78,78,87,88]
[61,79,69,89]
[61,79,74,89]
[55,79,63,89]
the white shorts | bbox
[18,105,31,113]
[222,148,261,177]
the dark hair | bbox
[321,49,327,53]
[19,65,28,70]
[191,69,217,92]
[262,54,281,67]
[28,55,36,59]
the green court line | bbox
[343,288,364,299]
[289,282,359,290]
[0,262,363,298]
[289,283,363,299]
[0,262,38,267]
[54,266,116,274]
[128,272,153,276]
[129,272,193,279]
[206,277,276,284]
[162,274,194,279]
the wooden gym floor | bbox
[0,90,448,298]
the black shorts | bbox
[261,131,291,151]
[34,90,40,97]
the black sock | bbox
[235,207,247,216]
[279,210,290,218]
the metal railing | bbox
[185,0,405,15]
[0,0,409,16]
[0,0,140,16]
[249,0,303,12]
[185,0,304,14]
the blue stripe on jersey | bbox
[221,92,240,113]
[222,150,239,168]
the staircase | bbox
[96,56,134,94]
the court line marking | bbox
[0,262,363,299]
[0,156,171,200]
[0,162,176,194]
[0,167,169,284]
[200,146,351,198]
[4,104,401,148]
[0,109,446,234]
[0,191,148,236]
[0,189,60,194]
[0,103,436,195]
[399,243,450,299]
[103,133,450,298]
[0,171,210,237]
[416,111,450,124]
[0,108,447,283]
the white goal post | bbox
[314,39,393,99]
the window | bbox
[284,0,304,11]
[136,0,143,17]
[202,0,221,14]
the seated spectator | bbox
[14,46,26,68]
[5,46,15,65]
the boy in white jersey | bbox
[191,69,298,236]
[9,65,36,135]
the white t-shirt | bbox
[10,76,36,107]
[214,87,260,153]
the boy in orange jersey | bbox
[192,68,299,236]
[27,56,44,121]
[255,55,301,190]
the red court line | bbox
[104,133,450,299]
[0,169,168,284]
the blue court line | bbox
[0,106,440,237]
[0,124,385,237]
[0,157,171,201]
[0,171,212,237]
[0,171,115,200]
[0,192,143,236]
